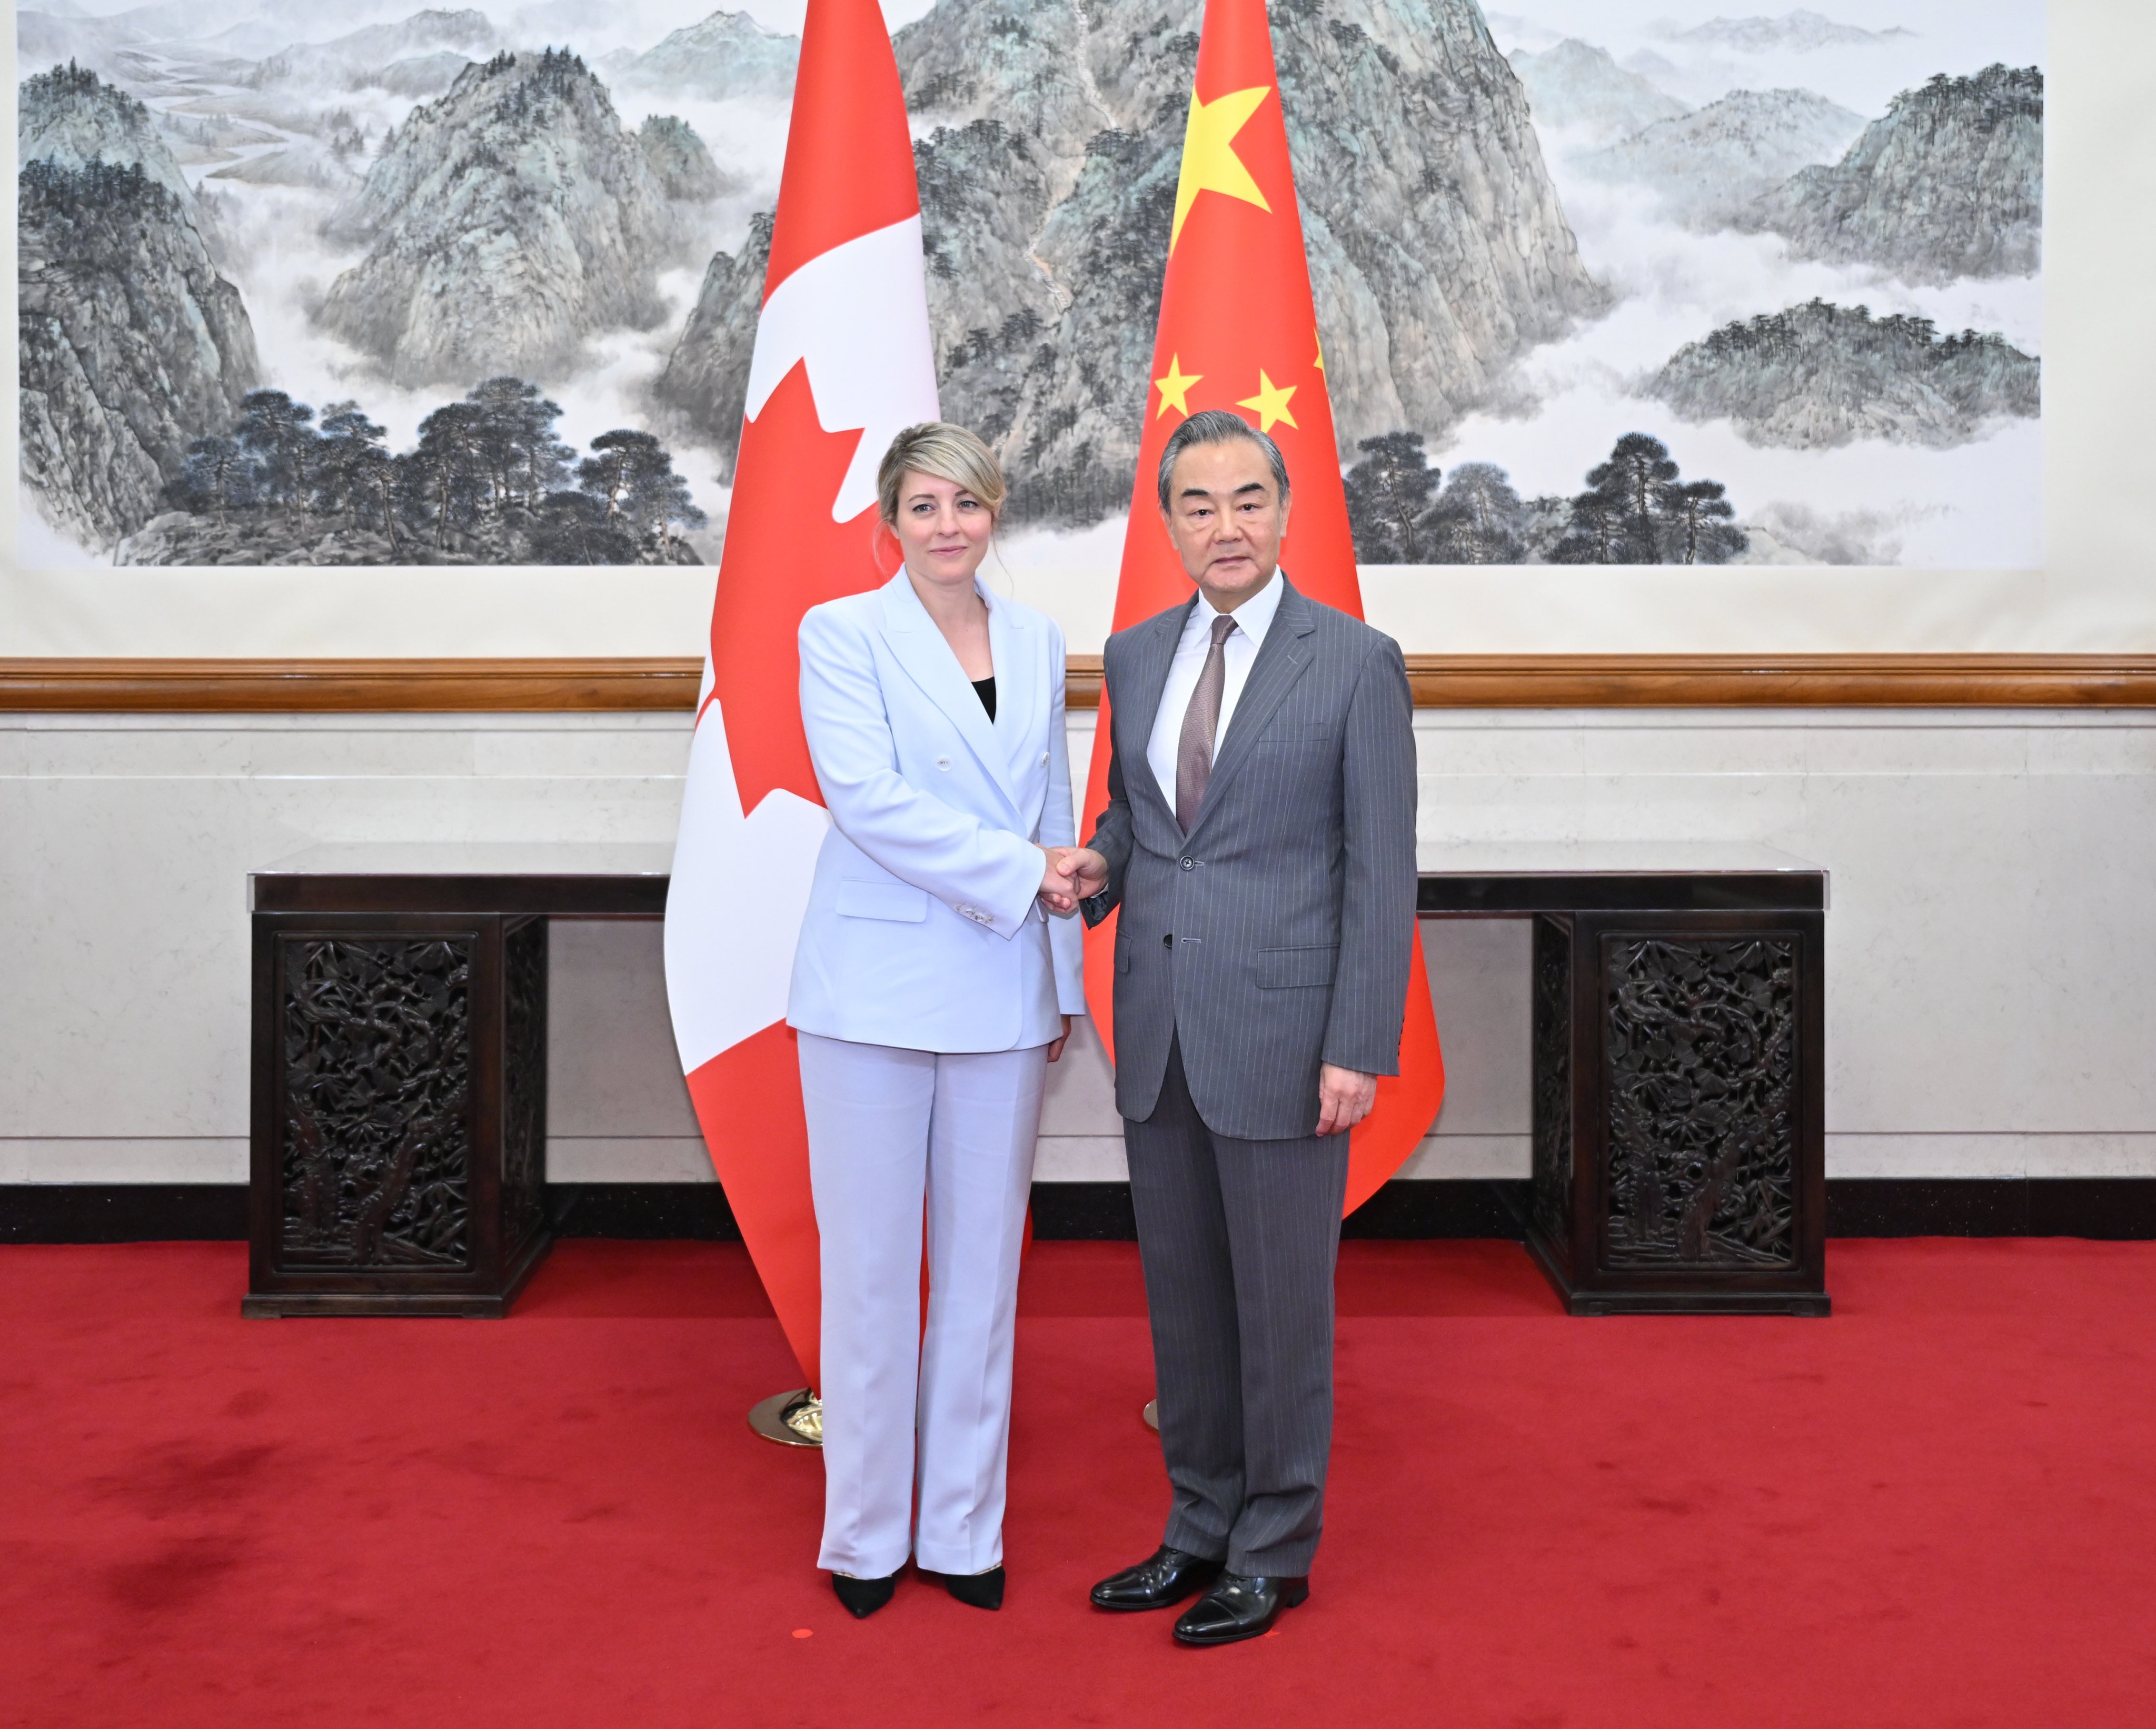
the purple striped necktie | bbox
[1175,613,1238,832]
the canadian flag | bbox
[664,0,937,1392]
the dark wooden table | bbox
[245,842,1827,1317]
[1419,844,1828,1316]
[245,846,669,1317]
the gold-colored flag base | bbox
[1142,1398,1160,1433]
[748,1387,823,1447]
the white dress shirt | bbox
[1146,568,1286,813]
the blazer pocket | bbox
[1257,944,1338,989]
[1256,721,1336,747]
[835,879,930,923]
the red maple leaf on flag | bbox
[665,0,937,1392]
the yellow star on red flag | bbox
[1154,354,1202,419]
[1170,84,1273,253]
[1236,369,1298,433]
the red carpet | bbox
[4,1237,2153,1727]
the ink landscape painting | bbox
[15,0,2043,571]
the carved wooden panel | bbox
[501,917,548,1248]
[276,936,474,1269]
[1601,934,1797,1269]
[1531,915,1573,1251]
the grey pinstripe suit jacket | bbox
[1080,577,1418,1140]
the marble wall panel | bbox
[548,919,698,1140]
[7,709,2156,1186]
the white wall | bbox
[7,706,2154,1187]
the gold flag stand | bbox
[748,1388,823,1447]
[753,1392,1151,1443]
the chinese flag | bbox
[663,0,938,1391]
[1080,0,1445,1213]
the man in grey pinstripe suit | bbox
[1060,410,1417,1645]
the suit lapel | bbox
[983,588,1036,784]
[1116,597,1196,826]
[876,574,1021,816]
[1186,578,1316,837]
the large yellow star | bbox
[1236,369,1298,434]
[1170,84,1273,254]
[1154,353,1202,419]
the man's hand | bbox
[1062,847,1110,901]
[1315,1065,1377,1137]
[1037,846,1081,916]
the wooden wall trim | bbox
[1395,655,2156,709]
[0,658,702,712]
[7,653,2156,712]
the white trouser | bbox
[798,1031,1047,1579]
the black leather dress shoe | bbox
[1089,1545,1223,1612]
[1172,1573,1309,1645]
[939,1565,1005,1610]
[830,1571,898,1618]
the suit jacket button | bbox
[935,757,952,770]
[1180,857,1194,870]
[1039,750,1050,764]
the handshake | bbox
[1037,846,1109,917]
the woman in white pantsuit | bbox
[788,423,1086,1620]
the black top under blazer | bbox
[1080,577,1419,1141]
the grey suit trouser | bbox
[1125,1033,1350,1577]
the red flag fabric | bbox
[664,0,938,1391]
[1081,0,1446,1213]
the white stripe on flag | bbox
[744,215,941,522]
[664,697,830,1076]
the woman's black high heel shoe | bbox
[831,1571,898,1618]
[942,1565,1005,1611]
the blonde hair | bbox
[876,422,1008,524]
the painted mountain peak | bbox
[611,8,799,100]
[1661,12,1919,53]
[316,48,691,389]
[1752,63,2043,283]
[1579,87,1867,229]
[19,63,261,549]
[20,57,200,206]
[1650,299,2039,449]
[1508,38,1691,145]
[240,11,501,93]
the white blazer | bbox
[787,572,1086,1053]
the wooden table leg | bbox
[1525,909,1829,1316]
[244,912,552,1317]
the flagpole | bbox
[1088,0,1447,1446]
[662,0,940,1456]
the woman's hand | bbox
[1046,1015,1073,1062]
[1037,846,1081,916]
